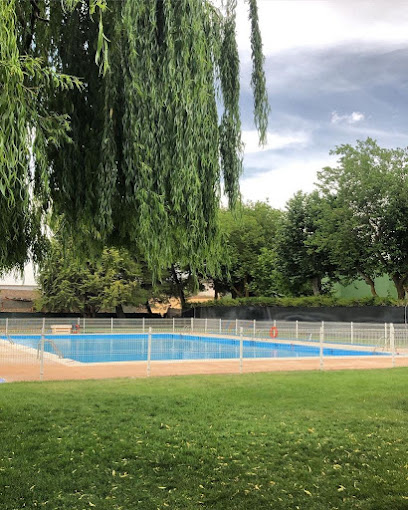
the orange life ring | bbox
[269,326,278,338]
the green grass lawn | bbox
[1,370,408,509]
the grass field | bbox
[1,370,408,509]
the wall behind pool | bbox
[190,306,407,323]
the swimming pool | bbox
[2,333,389,364]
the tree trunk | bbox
[311,276,322,296]
[231,285,243,299]
[357,271,377,297]
[171,264,186,309]
[392,275,406,300]
[214,281,219,300]
[244,275,249,298]
[115,304,125,318]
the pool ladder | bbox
[37,339,63,359]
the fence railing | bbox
[0,318,406,382]
[2,317,408,342]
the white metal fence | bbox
[0,318,406,382]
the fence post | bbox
[219,318,222,334]
[83,317,86,334]
[235,319,238,337]
[172,317,175,333]
[239,327,243,374]
[191,317,194,333]
[273,319,277,328]
[384,323,388,348]
[111,317,114,334]
[350,322,354,345]
[253,319,256,339]
[147,327,152,377]
[319,321,324,371]
[390,323,396,368]
[5,318,8,337]
[142,317,145,334]
[205,318,208,334]
[295,320,299,340]
[40,318,45,381]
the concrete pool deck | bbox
[1,351,408,382]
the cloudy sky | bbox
[237,0,408,208]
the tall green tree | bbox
[312,194,379,296]
[318,138,408,300]
[276,192,335,296]
[1,0,269,276]
[215,202,282,298]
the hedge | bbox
[192,296,402,308]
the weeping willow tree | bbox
[1,0,269,276]
[0,0,84,274]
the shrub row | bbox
[192,296,402,308]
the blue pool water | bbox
[2,334,389,364]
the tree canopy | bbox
[1,0,269,276]
[36,239,146,317]
[276,191,335,296]
[214,202,282,298]
[313,191,380,296]
[318,138,408,299]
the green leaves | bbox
[276,192,336,296]
[2,0,269,279]
[219,0,242,208]
[247,0,270,146]
[0,0,41,272]
[0,0,86,274]
[194,295,399,308]
[318,138,408,300]
[37,239,146,316]
[215,202,283,298]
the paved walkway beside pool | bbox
[1,355,408,382]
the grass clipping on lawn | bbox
[0,370,407,509]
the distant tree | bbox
[147,264,205,312]
[37,241,146,317]
[276,191,335,296]
[318,139,408,300]
[214,202,283,298]
[312,194,379,296]
[250,248,287,297]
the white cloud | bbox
[242,129,310,154]
[240,156,337,209]
[331,111,365,125]
[236,1,408,59]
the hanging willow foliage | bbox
[0,0,85,274]
[248,0,270,145]
[1,0,269,276]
